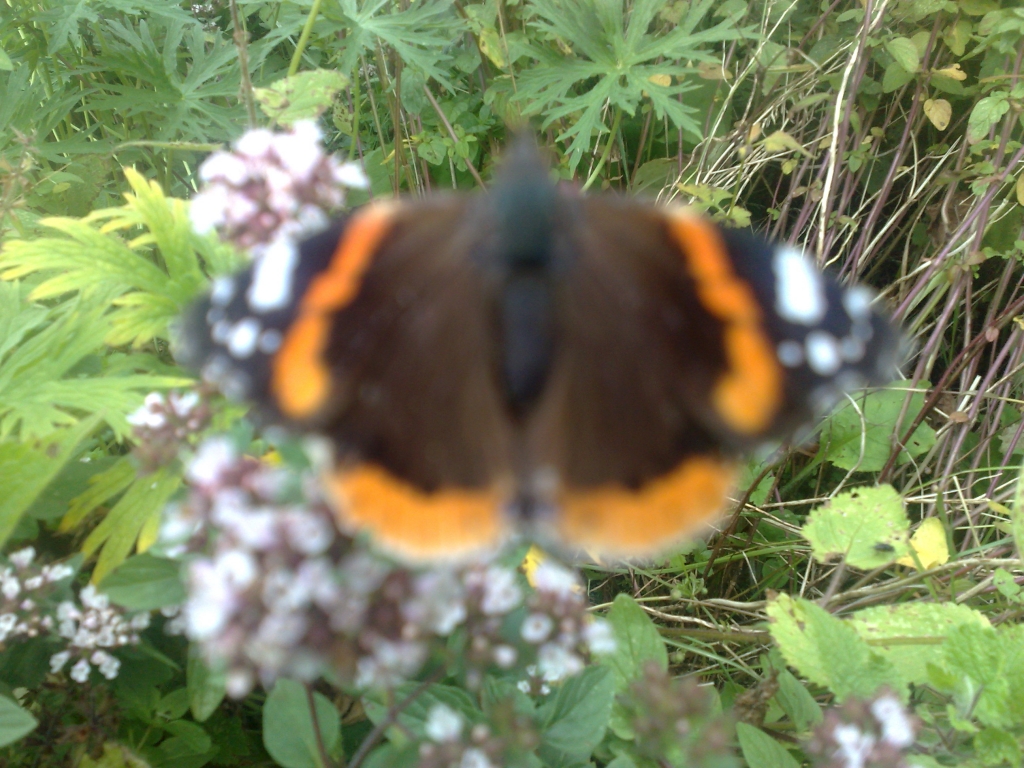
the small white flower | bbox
[199,151,250,185]
[186,437,237,487]
[225,668,255,698]
[188,187,229,234]
[832,724,875,768]
[516,679,531,694]
[871,695,914,748]
[479,567,522,615]
[583,619,616,655]
[79,585,109,610]
[2,575,21,600]
[234,128,275,158]
[215,550,259,591]
[57,601,80,622]
[91,650,121,680]
[520,613,554,644]
[129,613,152,631]
[49,650,72,673]
[459,747,494,768]
[43,563,74,583]
[284,511,334,555]
[334,162,370,189]
[532,562,580,597]
[9,547,35,569]
[23,576,43,591]
[493,645,517,668]
[537,643,584,683]
[70,658,91,683]
[424,703,464,743]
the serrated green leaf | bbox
[736,723,801,768]
[263,679,341,768]
[974,727,1022,767]
[802,485,910,568]
[820,385,936,472]
[81,467,183,583]
[767,594,904,701]
[968,92,1010,143]
[849,603,990,685]
[598,594,668,690]
[0,416,100,550]
[773,669,823,732]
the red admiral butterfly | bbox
[177,139,900,560]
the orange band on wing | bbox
[667,212,782,434]
[271,203,398,419]
[325,463,507,560]
[558,456,736,557]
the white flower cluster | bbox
[0,547,74,643]
[0,547,147,685]
[127,390,211,471]
[806,689,918,768]
[189,121,368,250]
[514,561,615,695]
[49,585,150,683]
[417,703,507,768]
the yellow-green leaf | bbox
[896,517,950,569]
[924,98,952,130]
[478,28,506,69]
[885,36,920,73]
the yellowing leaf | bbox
[1016,174,1024,206]
[933,63,967,81]
[762,130,811,156]
[896,517,950,569]
[924,98,952,130]
[647,73,672,87]
[478,28,506,69]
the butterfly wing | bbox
[179,199,516,560]
[532,196,898,556]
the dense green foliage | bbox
[1,0,1024,765]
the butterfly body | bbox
[178,141,900,560]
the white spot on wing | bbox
[247,238,298,312]
[805,331,842,375]
[839,336,865,362]
[228,318,261,358]
[842,286,874,321]
[258,329,283,354]
[210,276,236,307]
[773,246,826,325]
[777,340,804,367]
[211,319,232,344]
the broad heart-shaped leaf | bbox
[254,69,350,125]
[0,415,100,550]
[263,679,341,768]
[0,694,37,748]
[819,385,936,472]
[801,485,910,569]
[598,593,667,691]
[766,594,905,701]
[736,723,801,768]
[537,666,615,768]
[884,36,919,73]
[100,553,187,611]
[849,602,990,686]
[967,92,1010,143]
[516,0,746,171]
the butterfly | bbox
[176,138,901,561]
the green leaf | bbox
[537,666,616,767]
[736,723,801,768]
[100,554,187,611]
[0,415,100,550]
[968,92,1010,143]
[363,683,483,746]
[819,385,936,471]
[881,60,916,92]
[81,467,183,583]
[767,594,904,701]
[885,36,920,73]
[0,694,37,748]
[931,623,1019,729]
[254,69,350,125]
[974,728,1022,767]
[187,648,226,723]
[849,603,990,685]
[598,594,668,690]
[773,669,823,732]
[802,485,910,569]
[263,679,341,768]
[516,0,747,171]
